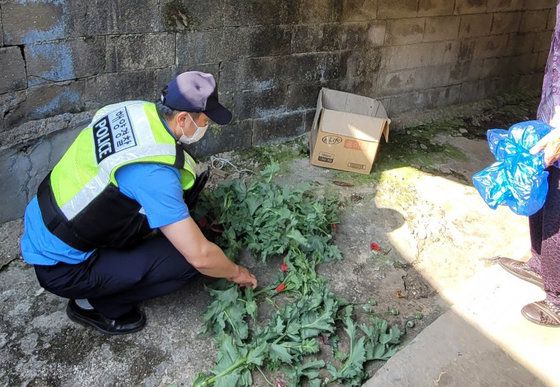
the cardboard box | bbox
[309,88,390,175]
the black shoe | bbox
[66,299,146,335]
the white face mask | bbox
[179,114,209,144]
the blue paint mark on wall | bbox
[252,80,274,90]
[21,0,67,44]
[16,0,65,4]
[22,24,65,45]
[27,42,74,86]
[33,90,80,116]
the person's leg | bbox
[528,204,543,273]
[522,167,560,326]
[538,167,560,304]
[87,236,199,318]
[35,235,199,319]
[498,168,552,284]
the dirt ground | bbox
[0,91,541,386]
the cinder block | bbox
[0,90,24,133]
[341,0,377,21]
[64,0,116,36]
[537,49,549,70]
[188,120,253,158]
[83,70,162,108]
[377,0,418,19]
[368,21,387,46]
[298,0,338,23]
[286,83,322,111]
[449,58,484,81]
[509,52,540,73]
[423,16,460,42]
[380,64,452,94]
[343,48,383,79]
[2,81,86,130]
[506,32,535,55]
[68,0,162,35]
[473,35,509,59]
[222,0,300,27]
[320,24,345,51]
[459,14,493,38]
[518,73,544,89]
[106,33,175,72]
[491,12,522,34]
[234,87,287,121]
[281,53,334,83]
[248,25,292,57]
[533,31,553,52]
[523,0,557,11]
[2,1,64,44]
[456,40,476,61]
[252,111,305,145]
[0,148,32,221]
[342,22,377,50]
[479,77,514,96]
[176,29,230,66]
[520,10,551,32]
[481,57,510,78]
[487,0,524,12]
[420,84,462,109]
[161,0,222,31]
[291,25,323,54]
[121,0,165,31]
[547,7,557,30]
[378,91,422,115]
[382,41,458,71]
[0,47,26,94]
[303,108,316,132]
[26,37,106,86]
[338,76,379,99]
[385,18,426,46]
[292,24,342,53]
[459,80,484,102]
[418,0,455,17]
[454,0,487,15]
[220,57,280,91]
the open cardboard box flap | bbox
[320,109,390,143]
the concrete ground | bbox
[365,137,560,387]
[2,96,559,386]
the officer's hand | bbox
[228,265,258,289]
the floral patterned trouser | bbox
[529,166,560,305]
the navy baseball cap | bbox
[162,71,232,125]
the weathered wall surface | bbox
[0,0,556,221]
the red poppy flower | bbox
[281,262,289,272]
[197,217,208,228]
[370,242,381,251]
[275,282,286,292]
[332,223,337,231]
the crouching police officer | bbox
[20,71,257,335]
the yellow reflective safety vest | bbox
[37,101,197,252]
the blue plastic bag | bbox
[472,120,552,216]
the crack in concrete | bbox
[0,4,4,46]
[432,369,447,386]
[18,44,28,81]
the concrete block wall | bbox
[0,0,556,222]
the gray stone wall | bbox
[0,0,556,222]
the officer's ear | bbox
[175,112,189,127]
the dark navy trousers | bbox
[34,235,199,319]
